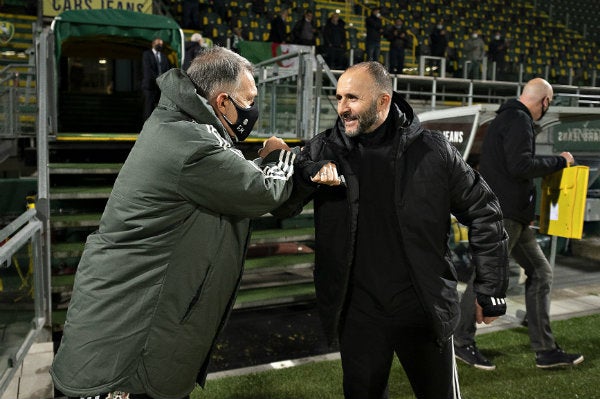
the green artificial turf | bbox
[193,314,600,399]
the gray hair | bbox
[345,62,393,96]
[186,46,254,101]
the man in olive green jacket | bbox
[51,47,295,399]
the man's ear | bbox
[380,93,391,108]
[214,93,229,112]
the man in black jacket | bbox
[142,37,171,121]
[268,7,289,43]
[274,62,508,399]
[460,77,583,370]
[322,13,347,70]
[365,7,383,61]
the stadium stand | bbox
[165,0,600,84]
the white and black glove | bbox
[476,293,507,317]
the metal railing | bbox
[0,208,51,394]
[254,50,316,139]
[0,64,37,138]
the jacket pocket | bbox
[179,263,214,324]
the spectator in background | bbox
[365,7,383,62]
[463,30,485,79]
[273,61,508,399]
[183,32,206,71]
[292,9,318,46]
[50,46,296,399]
[429,18,448,71]
[322,12,347,70]
[385,18,409,74]
[141,37,171,121]
[182,0,200,30]
[489,31,508,80]
[475,77,584,370]
[231,27,244,54]
[268,7,290,43]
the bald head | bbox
[519,78,553,121]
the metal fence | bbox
[0,64,37,138]
[0,208,51,393]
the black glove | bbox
[476,293,507,317]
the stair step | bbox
[51,242,85,259]
[50,186,113,200]
[55,133,139,142]
[49,163,122,174]
[249,227,315,244]
[234,283,315,309]
[51,213,101,228]
[245,253,314,272]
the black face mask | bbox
[154,45,163,52]
[223,95,259,142]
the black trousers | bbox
[339,317,460,399]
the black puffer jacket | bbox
[479,99,567,224]
[274,93,508,345]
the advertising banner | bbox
[43,0,152,18]
[553,119,600,152]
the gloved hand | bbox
[476,293,507,317]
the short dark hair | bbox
[346,62,393,96]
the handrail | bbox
[255,51,310,68]
[0,209,49,395]
[0,208,36,243]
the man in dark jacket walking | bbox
[274,62,508,399]
[51,47,296,399]
[457,78,583,370]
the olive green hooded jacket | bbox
[50,69,295,399]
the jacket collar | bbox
[156,68,231,141]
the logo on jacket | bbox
[0,21,15,45]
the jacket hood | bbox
[330,91,422,151]
[156,68,227,136]
[497,98,531,119]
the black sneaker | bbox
[454,344,496,370]
[536,347,584,369]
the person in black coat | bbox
[273,62,508,399]
[183,33,206,71]
[268,8,289,43]
[365,7,383,61]
[473,78,584,370]
[322,13,346,70]
[291,9,318,46]
[429,19,448,71]
[142,37,171,121]
[385,18,410,74]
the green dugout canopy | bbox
[51,9,184,66]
